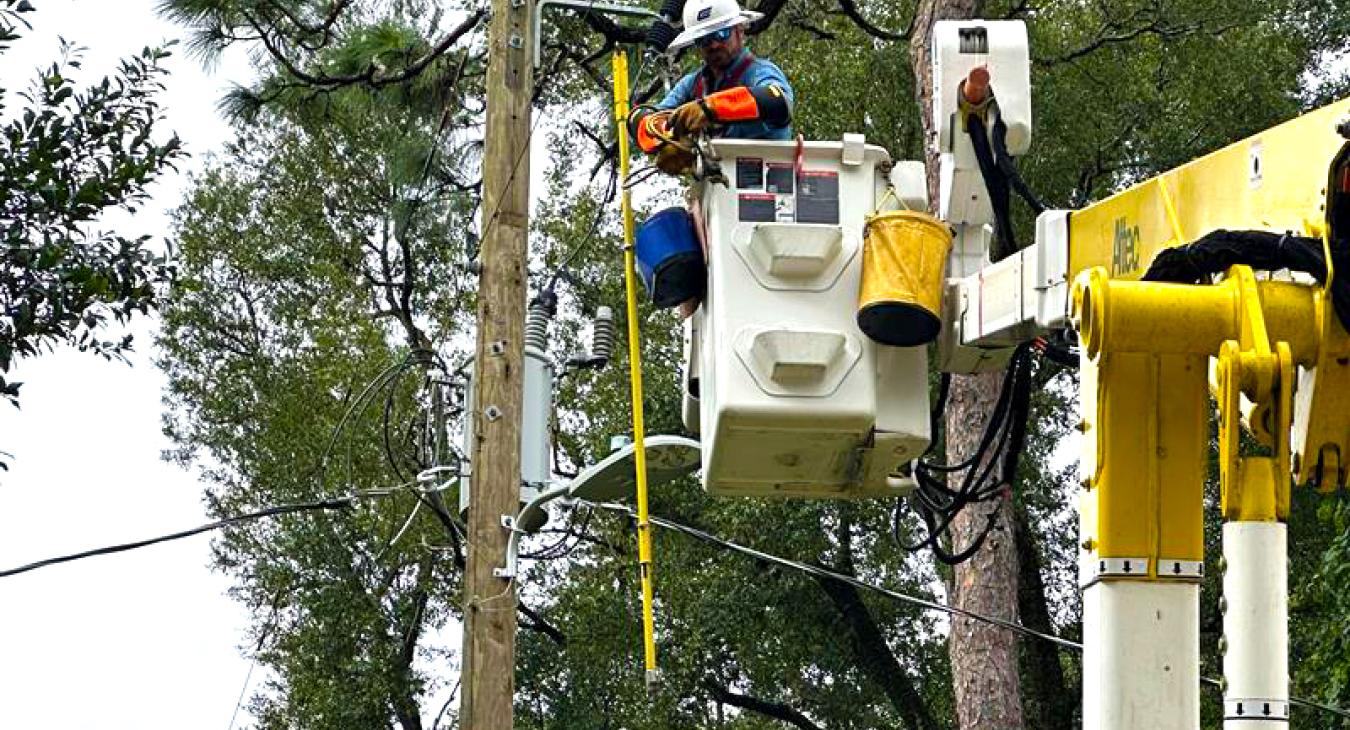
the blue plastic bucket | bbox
[635,206,705,308]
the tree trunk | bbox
[945,374,1024,730]
[1012,501,1074,730]
[909,3,1024,729]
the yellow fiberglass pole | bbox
[611,48,659,690]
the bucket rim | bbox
[642,205,694,224]
[864,209,953,237]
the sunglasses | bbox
[696,27,735,48]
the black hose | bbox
[1142,229,1350,332]
[897,344,1035,564]
[967,111,1016,261]
[991,115,1048,216]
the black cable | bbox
[1141,228,1350,333]
[594,500,1080,650]
[522,507,595,560]
[991,115,1048,216]
[547,184,612,294]
[0,497,354,578]
[900,343,1035,563]
[968,111,1016,261]
[318,350,435,488]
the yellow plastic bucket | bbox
[856,206,953,347]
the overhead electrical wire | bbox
[0,481,449,579]
[588,501,1079,651]
[590,501,1350,722]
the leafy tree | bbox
[156,0,1350,728]
[0,0,182,410]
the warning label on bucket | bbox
[796,170,839,224]
[738,193,776,222]
[736,157,764,189]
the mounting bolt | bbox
[484,405,503,421]
[508,34,524,49]
[488,340,507,356]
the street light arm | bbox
[497,482,571,579]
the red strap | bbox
[693,53,756,100]
[794,134,804,181]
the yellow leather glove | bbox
[654,144,695,176]
[671,100,713,139]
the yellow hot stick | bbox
[611,48,659,689]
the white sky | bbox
[0,2,258,727]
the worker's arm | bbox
[672,63,794,136]
[630,74,698,154]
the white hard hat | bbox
[668,0,762,51]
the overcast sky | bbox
[0,2,259,727]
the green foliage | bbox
[1,0,183,410]
[1291,492,1350,727]
[157,0,1350,727]
[159,101,476,730]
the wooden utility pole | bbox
[910,2,1026,729]
[461,0,535,723]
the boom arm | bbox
[933,19,1350,729]
[942,92,1350,489]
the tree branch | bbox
[519,603,567,646]
[1035,18,1242,67]
[790,19,837,41]
[704,681,824,730]
[747,0,791,34]
[813,570,940,730]
[246,9,486,90]
[836,0,910,41]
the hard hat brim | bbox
[668,10,763,51]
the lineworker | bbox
[631,0,795,175]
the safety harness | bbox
[692,52,757,98]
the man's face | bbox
[698,25,744,72]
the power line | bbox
[589,501,1077,651]
[0,482,444,579]
[225,660,257,730]
[589,502,1350,722]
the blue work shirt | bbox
[657,50,794,141]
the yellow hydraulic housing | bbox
[1064,99,1350,576]
[1072,262,1350,577]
